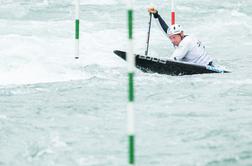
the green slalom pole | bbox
[127,0,135,165]
[75,0,80,59]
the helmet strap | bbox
[179,33,184,40]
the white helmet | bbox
[167,24,183,36]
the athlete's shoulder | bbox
[182,35,198,45]
[178,35,192,47]
[184,35,198,41]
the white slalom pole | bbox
[171,0,175,25]
[75,0,80,59]
[126,0,135,165]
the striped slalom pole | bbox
[171,0,175,25]
[75,0,80,59]
[127,0,135,165]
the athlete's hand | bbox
[147,7,157,14]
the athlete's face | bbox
[169,34,182,46]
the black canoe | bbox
[114,50,230,76]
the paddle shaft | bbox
[145,13,152,56]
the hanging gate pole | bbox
[75,0,80,59]
[171,0,175,25]
[126,0,135,165]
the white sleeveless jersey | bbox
[171,35,213,66]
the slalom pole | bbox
[75,0,80,59]
[126,0,135,165]
[171,0,175,25]
[145,13,152,56]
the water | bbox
[0,0,252,165]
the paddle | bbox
[145,13,152,56]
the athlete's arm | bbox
[153,12,169,33]
[148,7,169,33]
